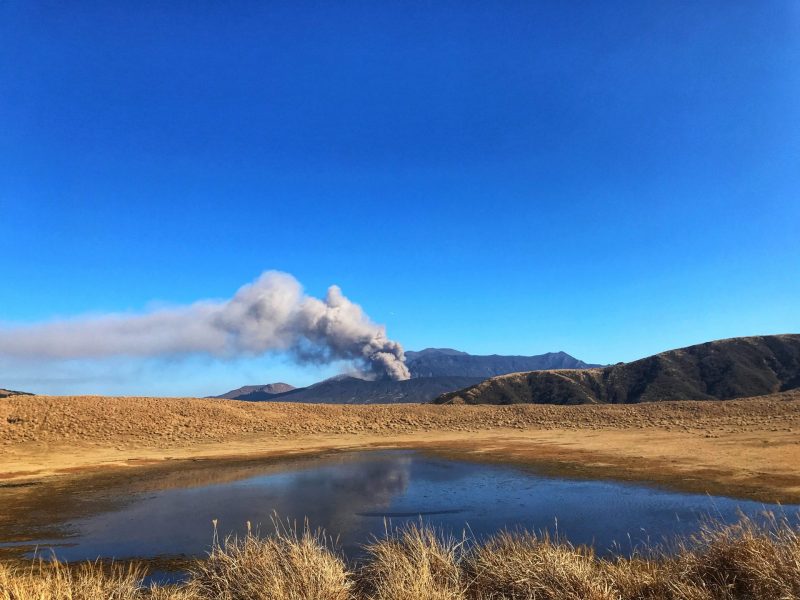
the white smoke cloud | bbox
[0,271,411,381]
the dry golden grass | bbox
[1,515,799,599]
[357,523,465,600]
[605,514,800,599]
[186,519,351,600]
[464,531,614,600]
[3,392,800,449]
[676,514,800,599]
[0,559,145,600]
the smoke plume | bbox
[0,271,411,380]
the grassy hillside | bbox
[436,334,800,405]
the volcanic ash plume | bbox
[0,271,411,380]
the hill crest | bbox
[214,383,295,400]
[405,348,599,378]
[435,334,800,405]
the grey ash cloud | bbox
[0,271,410,381]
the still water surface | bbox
[9,450,797,562]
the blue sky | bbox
[1,2,799,396]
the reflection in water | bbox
[52,453,414,560]
[4,451,798,563]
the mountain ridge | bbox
[259,375,484,404]
[214,383,295,400]
[405,348,599,378]
[215,347,599,403]
[435,334,800,405]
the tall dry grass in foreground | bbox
[0,560,145,600]
[357,523,465,600]
[188,520,351,600]
[1,514,799,600]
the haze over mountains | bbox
[436,334,800,405]
[216,348,595,403]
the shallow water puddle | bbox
[1,450,796,564]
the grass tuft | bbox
[358,522,465,600]
[675,513,800,599]
[464,530,614,600]
[186,518,352,600]
[0,558,144,600]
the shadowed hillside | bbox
[214,383,295,400]
[266,375,484,404]
[435,334,800,405]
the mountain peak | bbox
[215,382,295,399]
[406,348,469,357]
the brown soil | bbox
[2,391,800,503]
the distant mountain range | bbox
[435,334,800,405]
[0,388,34,398]
[214,383,296,400]
[215,348,596,403]
[405,348,598,377]
[249,375,486,404]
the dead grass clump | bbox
[673,514,800,599]
[603,557,712,600]
[144,585,199,600]
[186,520,351,600]
[358,523,465,600]
[463,530,615,600]
[603,514,800,600]
[0,558,144,600]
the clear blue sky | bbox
[1,2,799,395]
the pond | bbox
[1,450,795,567]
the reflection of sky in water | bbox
[23,451,799,562]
